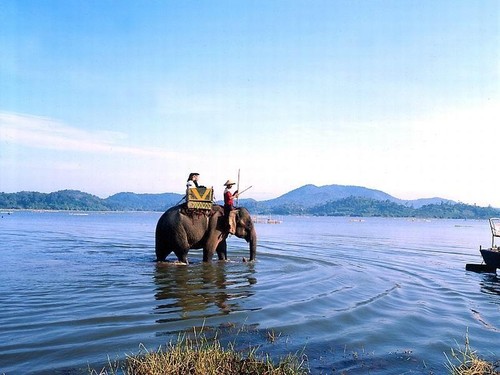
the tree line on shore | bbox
[252,196,500,219]
[1,190,499,219]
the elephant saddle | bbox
[181,206,212,218]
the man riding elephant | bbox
[223,179,239,234]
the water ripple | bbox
[0,213,498,374]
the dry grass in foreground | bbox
[90,331,307,375]
[445,333,499,375]
[90,328,498,375]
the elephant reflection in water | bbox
[480,274,500,296]
[153,262,256,322]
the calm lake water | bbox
[0,211,498,374]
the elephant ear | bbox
[236,208,253,230]
[235,208,243,223]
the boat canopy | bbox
[489,218,500,248]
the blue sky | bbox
[1,1,499,206]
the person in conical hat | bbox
[223,180,239,234]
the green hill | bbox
[259,184,454,209]
[305,196,499,219]
[0,190,110,211]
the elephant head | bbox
[231,207,257,262]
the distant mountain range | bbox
[256,184,454,209]
[1,184,498,219]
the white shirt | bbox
[186,180,197,198]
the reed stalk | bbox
[445,331,499,375]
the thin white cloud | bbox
[0,111,185,160]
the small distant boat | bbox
[466,218,500,273]
[252,216,283,224]
[266,218,282,224]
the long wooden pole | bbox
[237,185,253,196]
[236,169,241,206]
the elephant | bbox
[155,204,256,263]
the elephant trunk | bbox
[248,228,257,261]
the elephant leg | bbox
[156,252,170,261]
[216,240,227,261]
[204,233,225,262]
[155,243,172,262]
[203,248,214,262]
[175,250,189,265]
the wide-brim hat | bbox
[224,180,236,186]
